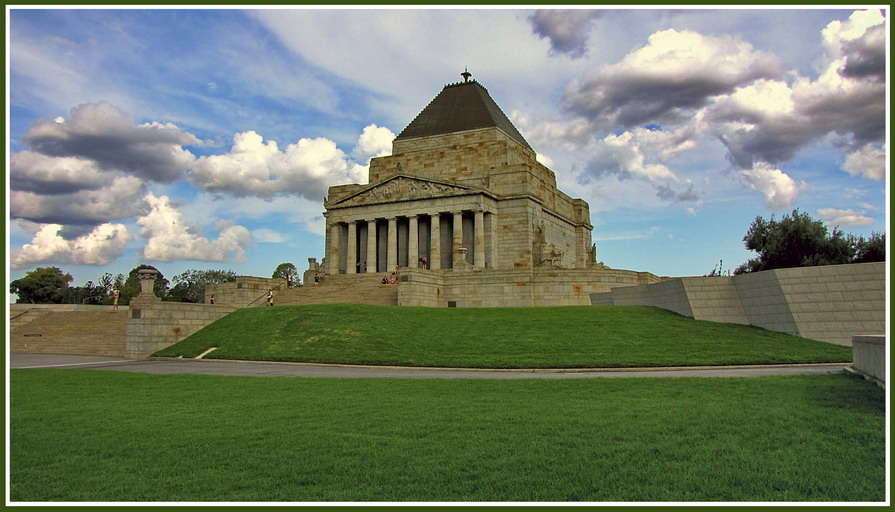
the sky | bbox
[6,6,889,294]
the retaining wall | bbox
[124,295,237,359]
[591,262,886,345]
[851,335,886,386]
[398,267,663,308]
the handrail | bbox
[245,282,286,307]
[10,310,30,322]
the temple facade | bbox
[315,73,662,307]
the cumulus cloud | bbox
[563,29,784,127]
[586,130,678,182]
[352,124,395,163]
[10,175,149,225]
[738,163,801,210]
[817,207,875,227]
[10,151,108,194]
[11,223,133,269]
[137,193,251,262]
[842,143,886,180]
[190,125,385,200]
[529,9,605,59]
[22,101,200,183]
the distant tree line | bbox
[11,265,240,305]
[734,209,885,275]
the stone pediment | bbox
[328,176,481,208]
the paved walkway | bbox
[9,354,849,380]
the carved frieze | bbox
[330,177,476,208]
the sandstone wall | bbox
[398,267,663,308]
[850,335,886,385]
[591,262,886,345]
[125,295,236,359]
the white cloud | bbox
[738,163,801,210]
[190,131,362,200]
[10,151,108,194]
[563,28,784,127]
[817,207,875,227]
[352,124,395,163]
[587,131,678,182]
[842,143,886,180]
[11,223,132,269]
[138,193,251,262]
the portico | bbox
[325,204,497,275]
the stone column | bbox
[366,219,377,273]
[387,217,398,271]
[346,221,357,274]
[474,210,485,268]
[488,212,498,270]
[429,214,441,270]
[408,215,419,268]
[452,211,464,267]
[327,222,341,275]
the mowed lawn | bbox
[10,369,885,502]
[154,304,852,368]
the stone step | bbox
[274,274,398,306]
[10,310,129,357]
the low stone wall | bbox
[399,267,663,308]
[851,335,886,386]
[205,276,286,308]
[125,295,236,359]
[591,262,886,345]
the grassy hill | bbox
[153,304,852,368]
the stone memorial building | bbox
[313,71,662,307]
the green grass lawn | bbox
[10,369,885,502]
[153,304,852,368]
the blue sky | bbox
[7,7,889,292]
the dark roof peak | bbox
[395,78,532,151]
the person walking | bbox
[266,290,274,306]
[111,287,120,312]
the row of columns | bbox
[328,210,490,275]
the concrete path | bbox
[9,354,849,380]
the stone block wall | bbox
[398,267,664,308]
[591,262,886,345]
[125,296,236,359]
[205,276,287,308]
[851,335,886,385]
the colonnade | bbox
[327,210,494,275]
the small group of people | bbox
[381,265,401,284]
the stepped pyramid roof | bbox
[395,77,533,151]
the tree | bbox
[9,267,74,304]
[853,232,886,263]
[166,269,238,303]
[736,209,885,274]
[119,264,169,305]
[272,262,300,286]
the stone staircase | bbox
[10,309,129,357]
[274,274,399,306]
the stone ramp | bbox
[275,274,398,306]
[10,309,129,357]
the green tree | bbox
[272,262,300,286]
[9,267,74,304]
[166,269,238,303]
[119,264,169,305]
[736,209,884,274]
[853,232,886,263]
